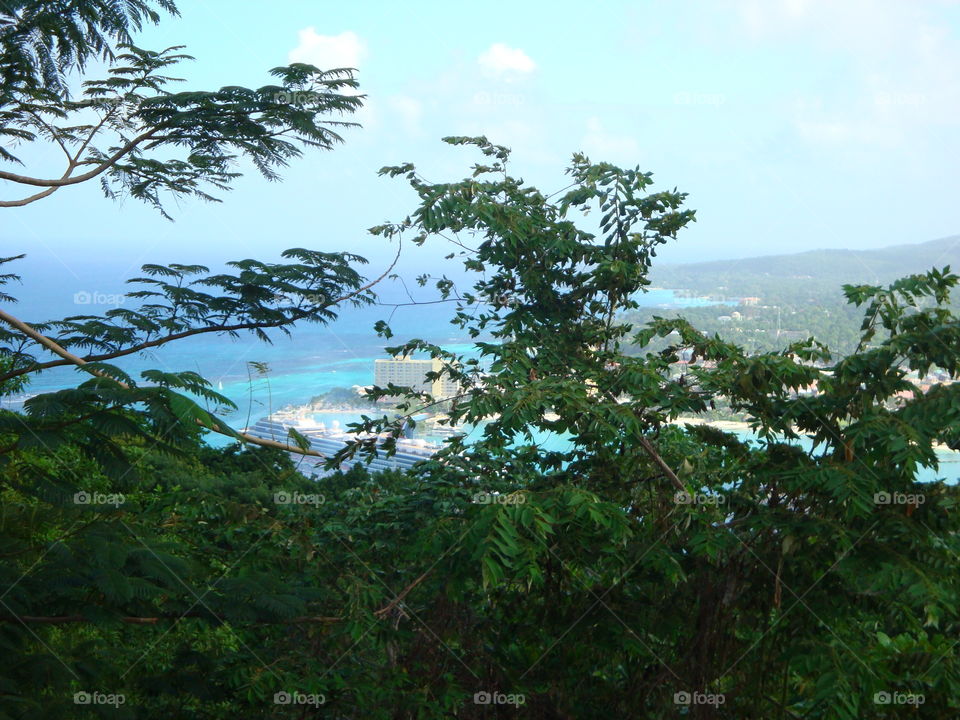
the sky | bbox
[4,0,960,313]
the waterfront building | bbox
[374,355,460,399]
[246,410,440,476]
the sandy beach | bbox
[669,416,958,456]
[669,416,755,433]
[299,406,958,458]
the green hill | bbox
[653,235,960,304]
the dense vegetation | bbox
[624,301,868,357]
[3,3,960,719]
[309,386,378,408]
[630,236,960,358]
[651,235,960,301]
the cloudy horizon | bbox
[4,0,960,291]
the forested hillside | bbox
[651,235,960,305]
[3,3,960,719]
[623,236,960,357]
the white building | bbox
[374,356,460,399]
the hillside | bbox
[652,235,960,304]
[626,235,960,357]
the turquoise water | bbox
[12,288,707,418]
[717,427,958,485]
[475,424,958,483]
[271,411,959,485]
[637,288,737,308]
[9,288,956,483]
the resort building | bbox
[374,355,460,399]
[247,411,439,476]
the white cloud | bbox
[288,28,368,125]
[731,0,960,149]
[581,117,639,160]
[289,28,366,69]
[478,43,536,76]
[388,95,423,136]
[794,118,896,147]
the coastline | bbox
[293,406,959,459]
[669,416,754,433]
[669,416,958,457]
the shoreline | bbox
[293,407,959,458]
[669,416,754,433]
[670,416,958,456]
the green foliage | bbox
[0,245,373,490]
[309,385,377,408]
[0,440,417,718]
[2,3,362,212]
[625,301,868,357]
[633,237,960,360]
[3,7,960,713]
[0,249,372,380]
[328,139,960,718]
[0,0,177,98]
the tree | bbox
[0,5,400,717]
[0,0,380,456]
[2,2,361,213]
[314,137,960,718]
[4,5,960,715]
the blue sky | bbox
[5,0,960,310]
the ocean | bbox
[9,288,720,422]
[6,289,957,482]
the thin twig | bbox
[0,308,324,457]
[0,240,402,384]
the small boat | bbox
[245,411,443,475]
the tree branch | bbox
[23,109,73,164]
[0,308,324,457]
[0,185,62,208]
[602,390,685,492]
[72,101,122,164]
[637,435,685,492]
[0,127,157,188]
[374,569,432,619]
[0,239,401,384]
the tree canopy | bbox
[1,1,362,213]
[2,4,960,719]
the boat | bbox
[245,409,443,475]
